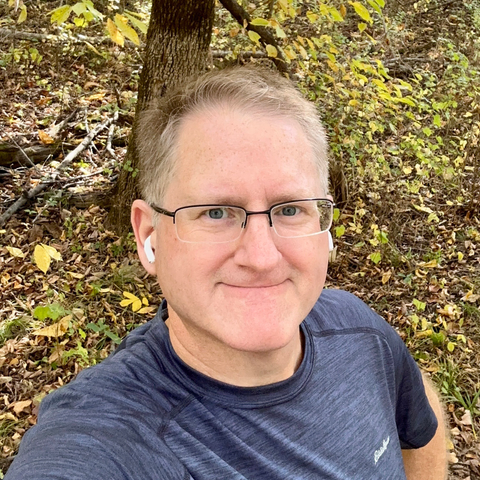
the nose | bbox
[233,213,282,271]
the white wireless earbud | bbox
[144,235,155,264]
[328,231,334,252]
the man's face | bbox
[152,108,329,355]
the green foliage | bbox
[33,303,66,321]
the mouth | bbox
[221,281,287,290]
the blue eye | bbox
[208,208,226,219]
[281,206,299,216]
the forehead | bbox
[165,107,322,205]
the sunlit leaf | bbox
[358,22,367,32]
[124,12,148,34]
[114,14,140,46]
[250,17,269,26]
[51,5,71,25]
[131,298,142,312]
[12,400,32,414]
[335,225,345,238]
[41,244,62,261]
[368,252,381,264]
[138,306,156,314]
[248,30,261,44]
[329,7,344,22]
[434,114,441,127]
[350,2,372,23]
[17,4,27,23]
[266,44,277,57]
[333,208,341,221]
[107,18,124,46]
[413,298,426,311]
[367,0,382,15]
[306,11,318,23]
[340,4,347,18]
[447,341,455,352]
[34,245,51,273]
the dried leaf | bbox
[32,316,70,338]
[38,130,54,145]
[6,246,25,258]
[12,400,32,414]
[266,44,278,58]
[114,14,139,46]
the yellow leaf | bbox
[142,297,149,306]
[137,306,156,314]
[131,298,142,312]
[120,299,133,307]
[114,14,140,46]
[17,4,27,23]
[34,244,51,274]
[124,12,148,34]
[340,4,347,18]
[350,1,372,23]
[418,259,437,268]
[6,246,25,258]
[41,244,62,261]
[107,18,124,46]
[266,44,277,58]
[462,290,479,303]
[33,316,70,338]
[248,30,261,44]
[381,271,392,284]
[123,291,138,300]
[12,400,31,414]
[50,5,71,25]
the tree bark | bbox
[106,0,215,234]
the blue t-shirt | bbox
[6,290,437,479]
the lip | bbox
[221,281,287,289]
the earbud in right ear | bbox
[144,235,155,263]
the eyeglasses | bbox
[150,198,334,244]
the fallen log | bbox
[0,113,118,227]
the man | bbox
[7,66,446,479]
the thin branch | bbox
[218,0,291,76]
[0,114,117,227]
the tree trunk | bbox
[107,0,215,234]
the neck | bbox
[166,317,304,387]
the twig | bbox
[7,136,37,169]
[0,115,116,227]
[218,0,291,76]
[106,117,117,159]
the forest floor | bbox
[1,1,480,479]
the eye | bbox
[207,208,227,219]
[281,205,300,216]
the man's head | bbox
[131,66,331,384]
[135,65,329,208]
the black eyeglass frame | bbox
[150,198,335,231]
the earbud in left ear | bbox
[328,231,334,252]
[144,235,155,263]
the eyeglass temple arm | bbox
[150,205,175,218]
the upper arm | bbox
[401,374,448,480]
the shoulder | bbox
[307,288,391,333]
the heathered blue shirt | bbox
[6,289,437,479]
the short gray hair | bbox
[137,65,329,206]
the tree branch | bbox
[218,0,291,76]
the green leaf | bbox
[266,44,277,58]
[335,225,345,238]
[350,2,372,23]
[413,298,426,312]
[329,6,344,21]
[33,304,66,321]
[72,2,87,16]
[248,30,261,45]
[124,12,148,34]
[306,11,318,23]
[50,5,71,25]
[375,0,385,6]
[433,114,441,127]
[17,4,27,23]
[358,22,367,32]
[250,17,269,26]
[333,208,341,221]
[367,0,382,14]
[447,341,455,352]
[368,252,381,264]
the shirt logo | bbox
[374,436,390,465]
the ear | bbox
[131,199,157,275]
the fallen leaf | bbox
[11,399,32,414]
[38,130,54,145]
[6,246,25,258]
[460,410,472,426]
[32,316,71,338]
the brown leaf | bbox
[11,399,32,414]
[38,130,54,145]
